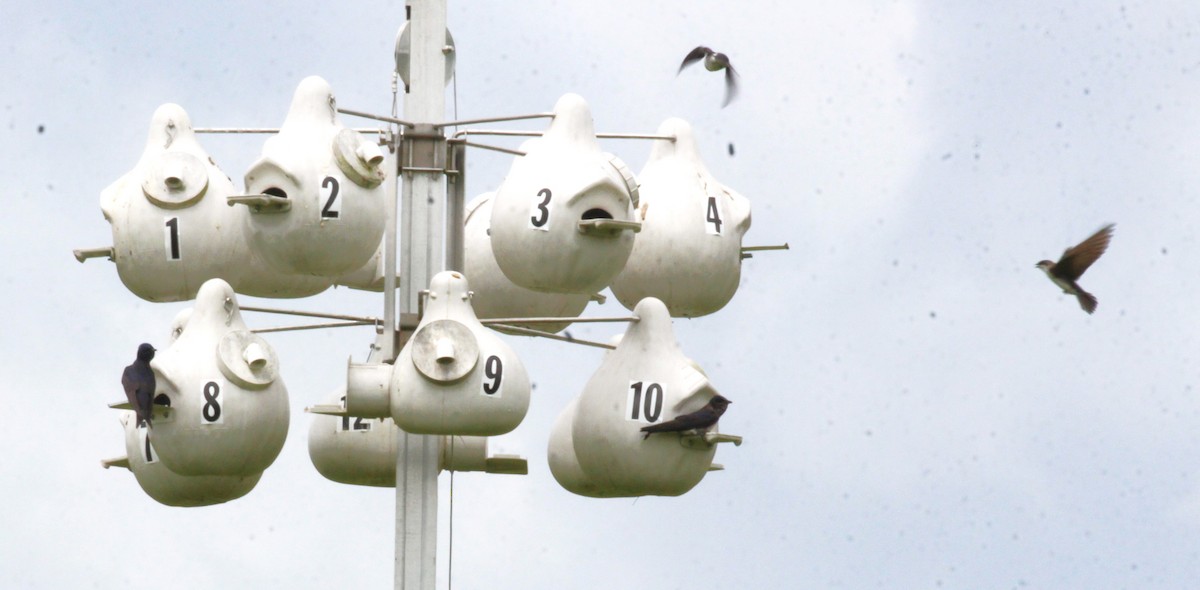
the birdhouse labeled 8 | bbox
[147,278,290,477]
[548,297,730,497]
[111,412,261,507]
[241,75,388,277]
[610,118,752,317]
[464,192,592,333]
[388,271,531,435]
[489,93,640,294]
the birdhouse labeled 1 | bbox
[464,192,592,333]
[610,118,752,317]
[307,388,529,486]
[488,93,640,294]
[343,271,530,436]
[146,278,290,477]
[98,103,331,302]
[548,297,732,497]
[111,412,261,507]
[241,75,388,277]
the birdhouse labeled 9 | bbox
[97,103,334,302]
[464,192,592,333]
[548,297,729,497]
[113,412,261,507]
[241,75,388,277]
[610,118,752,317]
[488,93,640,294]
[389,271,531,435]
[147,278,290,477]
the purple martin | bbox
[678,46,739,107]
[1035,224,1114,314]
[641,394,731,439]
[122,343,156,428]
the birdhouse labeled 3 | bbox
[147,278,290,477]
[241,75,388,277]
[548,297,731,497]
[388,271,531,435]
[488,93,640,294]
[464,192,592,333]
[610,118,752,317]
[114,412,261,507]
[97,104,331,302]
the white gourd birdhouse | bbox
[548,297,728,497]
[488,93,640,294]
[242,76,388,277]
[610,118,752,317]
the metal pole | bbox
[396,1,446,589]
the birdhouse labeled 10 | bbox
[343,271,531,436]
[145,278,290,478]
[464,192,592,333]
[488,93,640,294]
[610,118,752,317]
[241,75,388,277]
[98,103,331,302]
[548,297,732,497]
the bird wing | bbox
[678,46,709,74]
[721,65,740,107]
[1056,224,1114,279]
[121,367,139,407]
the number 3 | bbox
[529,188,551,230]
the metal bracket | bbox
[401,123,447,175]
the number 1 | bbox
[164,217,181,260]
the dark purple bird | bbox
[641,394,731,439]
[122,343,156,428]
[677,46,739,107]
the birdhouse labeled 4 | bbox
[548,297,733,497]
[111,412,261,507]
[464,192,592,333]
[146,278,290,477]
[488,93,640,294]
[610,118,751,317]
[241,75,388,277]
[363,271,531,435]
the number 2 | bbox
[320,176,341,219]
[529,188,551,230]
[705,196,723,235]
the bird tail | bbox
[1076,289,1098,314]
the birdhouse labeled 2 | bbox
[488,93,640,294]
[343,271,530,435]
[548,297,731,497]
[113,413,261,507]
[241,75,388,277]
[610,118,752,317]
[464,192,592,333]
[147,278,290,477]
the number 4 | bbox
[705,196,723,235]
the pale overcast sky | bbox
[5,1,1200,588]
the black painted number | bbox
[705,196,723,234]
[320,176,341,219]
[339,395,370,431]
[201,381,222,424]
[530,188,551,229]
[628,381,664,423]
[165,217,181,260]
[482,355,503,395]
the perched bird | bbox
[678,46,739,107]
[122,343,157,428]
[1035,223,1114,314]
[641,394,731,439]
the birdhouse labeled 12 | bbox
[610,118,751,317]
[241,75,388,277]
[145,278,290,478]
[464,192,592,333]
[548,297,734,497]
[488,93,640,294]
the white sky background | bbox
[4,0,1200,587]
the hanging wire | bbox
[447,64,460,590]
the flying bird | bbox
[641,394,731,439]
[1035,223,1114,314]
[678,46,739,107]
[122,343,157,428]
